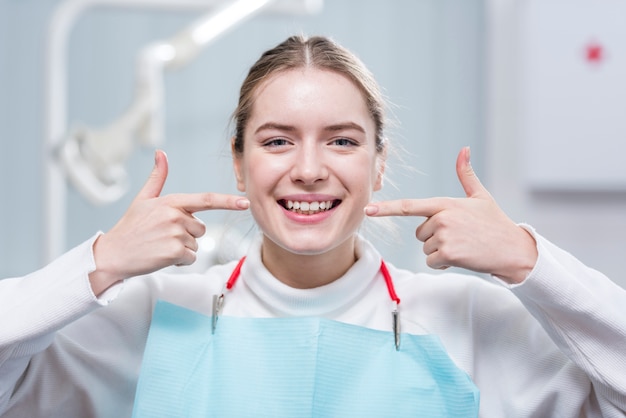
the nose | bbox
[290,142,329,185]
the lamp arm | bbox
[129,0,278,148]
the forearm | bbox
[508,230,626,412]
[0,234,119,413]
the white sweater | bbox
[0,230,625,417]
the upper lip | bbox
[277,194,340,202]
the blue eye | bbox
[332,138,357,147]
[264,138,289,147]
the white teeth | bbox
[285,200,335,214]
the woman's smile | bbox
[277,196,342,226]
[280,199,339,215]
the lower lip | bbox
[280,204,336,224]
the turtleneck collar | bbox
[239,234,383,317]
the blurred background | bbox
[1,0,625,288]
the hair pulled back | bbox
[232,35,386,155]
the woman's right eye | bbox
[263,138,289,147]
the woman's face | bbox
[233,68,384,257]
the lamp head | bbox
[57,125,132,205]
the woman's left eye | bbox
[331,138,357,147]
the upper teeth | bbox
[286,200,334,212]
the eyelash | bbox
[263,138,290,147]
[331,137,358,147]
[261,137,359,148]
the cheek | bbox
[242,155,285,196]
[338,163,377,205]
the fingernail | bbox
[154,149,168,167]
[465,146,471,165]
[236,198,250,209]
[364,205,378,216]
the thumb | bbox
[136,149,169,200]
[456,146,489,198]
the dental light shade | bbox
[56,0,273,205]
[58,41,165,205]
[59,127,130,205]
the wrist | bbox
[494,227,539,285]
[89,234,126,296]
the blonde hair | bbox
[232,35,387,155]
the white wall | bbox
[485,0,626,288]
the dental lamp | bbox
[56,0,323,205]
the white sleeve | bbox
[504,226,626,416]
[0,233,123,414]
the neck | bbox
[261,235,358,289]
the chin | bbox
[264,231,355,257]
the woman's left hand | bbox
[365,147,537,284]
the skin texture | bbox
[90,70,537,296]
[232,68,384,288]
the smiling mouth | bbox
[278,199,341,215]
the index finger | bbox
[364,197,450,218]
[166,192,250,213]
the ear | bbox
[231,136,246,192]
[373,145,387,192]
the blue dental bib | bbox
[132,301,479,417]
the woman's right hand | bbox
[89,150,250,296]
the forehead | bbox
[247,68,374,133]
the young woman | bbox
[1,35,625,417]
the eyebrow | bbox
[254,121,366,135]
[254,122,296,134]
[324,122,366,134]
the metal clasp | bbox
[392,301,400,351]
[212,293,225,334]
